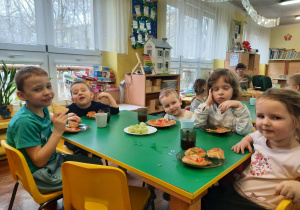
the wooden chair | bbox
[0,140,63,210]
[62,161,152,210]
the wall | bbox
[270,24,300,51]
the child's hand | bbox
[67,113,82,124]
[275,181,300,204]
[231,136,253,154]
[218,100,242,114]
[205,88,214,106]
[52,109,68,135]
[97,92,110,100]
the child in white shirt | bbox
[194,68,253,135]
[159,88,194,121]
[202,88,300,210]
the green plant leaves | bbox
[1,61,17,106]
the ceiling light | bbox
[279,0,300,5]
[296,16,300,20]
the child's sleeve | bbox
[233,104,253,136]
[194,103,210,128]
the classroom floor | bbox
[0,159,170,210]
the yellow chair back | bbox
[0,140,62,206]
[276,199,295,210]
[62,161,151,210]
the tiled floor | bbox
[0,159,170,210]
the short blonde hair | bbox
[159,88,179,105]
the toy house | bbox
[144,37,172,74]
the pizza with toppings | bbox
[207,148,225,159]
[182,155,212,166]
[184,147,206,157]
[206,126,231,133]
[65,127,81,133]
[147,118,176,127]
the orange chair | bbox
[56,138,74,155]
[62,161,151,210]
[1,140,63,210]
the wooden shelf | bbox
[267,60,300,80]
[125,74,180,114]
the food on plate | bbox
[52,102,69,114]
[86,111,96,118]
[206,126,231,133]
[147,118,176,127]
[68,121,79,128]
[207,148,225,159]
[65,127,80,132]
[184,147,206,157]
[127,122,148,134]
[182,155,212,166]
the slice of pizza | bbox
[182,155,211,166]
[52,102,69,114]
[184,147,206,157]
[68,121,79,128]
[207,148,225,159]
[86,111,96,118]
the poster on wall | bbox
[131,0,158,49]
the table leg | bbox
[142,177,207,210]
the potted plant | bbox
[0,61,17,120]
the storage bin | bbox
[146,86,152,93]
[152,85,161,92]
[146,80,152,87]
[153,78,161,86]
[161,80,178,89]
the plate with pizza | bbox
[199,125,231,134]
[147,118,176,128]
[176,147,225,168]
[64,124,91,133]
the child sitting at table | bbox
[285,73,300,92]
[6,66,102,194]
[194,69,253,135]
[159,88,194,121]
[190,78,206,112]
[202,88,300,210]
[65,81,119,155]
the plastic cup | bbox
[99,108,110,123]
[95,113,107,128]
[180,128,196,150]
[250,98,256,106]
[181,119,194,129]
[137,108,147,122]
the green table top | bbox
[241,101,256,123]
[62,111,250,199]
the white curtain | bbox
[212,2,235,59]
[162,0,236,61]
[97,0,130,54]
[243,16,270,64]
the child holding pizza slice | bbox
[6,66,103,194]
[159,88,195,121]
[202,88,300,210]
[194,68,253,135]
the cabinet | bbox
[125,74,180,114]
[266,60,300,80]
[225,52,260,76]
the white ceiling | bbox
[231,0,300,26]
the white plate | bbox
[124,126,157,135]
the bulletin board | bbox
[130,0,158,49]
[231,19,241,47]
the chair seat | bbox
[56,139,74,155]
[129,186,151,210]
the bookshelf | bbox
[269,48,300,60]
[266,60,300,80]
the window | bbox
[166,1,215,92]
[0,0,102,104]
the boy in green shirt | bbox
[7,66,102,193]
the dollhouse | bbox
[144,37,172,74]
